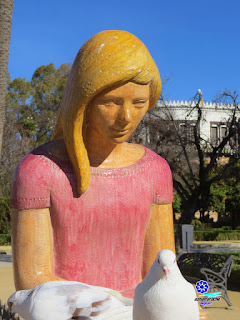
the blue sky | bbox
[8,0,240,102]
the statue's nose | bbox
[118,104,131,124]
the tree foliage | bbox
[0,63,71,196]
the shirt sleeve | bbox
[152,156,173,205]
[10,153,51,210]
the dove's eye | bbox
[158,259,160,264]
[8,302,13,307]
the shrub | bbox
[222,226,232,231]
[0,234,11,245]
[215,232,240,241]
[194,229,240,241]
[173,193,182,213]
[192,219,203,231]
[0,197,11,234]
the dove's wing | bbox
[178,280,199,320]
[187,283,199,320]
[133,283,147,320]
[29,282,111,320]
[94,303,133,320]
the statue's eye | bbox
[102,99,122,106]
[133,99,147,108]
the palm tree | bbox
[0,0,14,156]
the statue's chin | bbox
[109,131,134,144]
[111,137,130,144]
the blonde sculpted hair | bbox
[52,30,161,195]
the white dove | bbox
[133,250,199,320]
[7,281,133,320]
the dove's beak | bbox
[163,267,170,277]
[7,302,12,316]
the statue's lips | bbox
[112,127,131,134]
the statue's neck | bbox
[84,130,128,168]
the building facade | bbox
[142,100,240,156]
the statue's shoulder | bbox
[11,141,71,210]
[14,141,68,183]
[12,148,46,194]
[16,143,50,172]
[20,139,69,167]
[139,146,171,170]
[141,148,173,204]
[11,143,54,210]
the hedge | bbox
[0,197,11,234]
[194,229,240,241]
[0,234,11,245]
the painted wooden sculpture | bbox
[11,30,207,319]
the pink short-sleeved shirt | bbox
[11,144,173,297]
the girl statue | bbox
[11,30,175,298]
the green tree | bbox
[225,162,240,228]
[0,63,71,196]
[31,63,70,144]
[207,163,228,215]
[209,162,240,228]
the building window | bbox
[211,125,218,145]
[220,126,227,141]
[179,123,186,136]
[178,121,196,142]
[210,123,228,146]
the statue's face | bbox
[88,82,150,143]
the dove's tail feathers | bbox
[71,302,107,318]
[90,295,112,315]
[72,294,112,318]
[72,306,92,317]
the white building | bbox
[150,100,240,155]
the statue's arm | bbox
[141,203,175,278]
[12,208,66,290]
